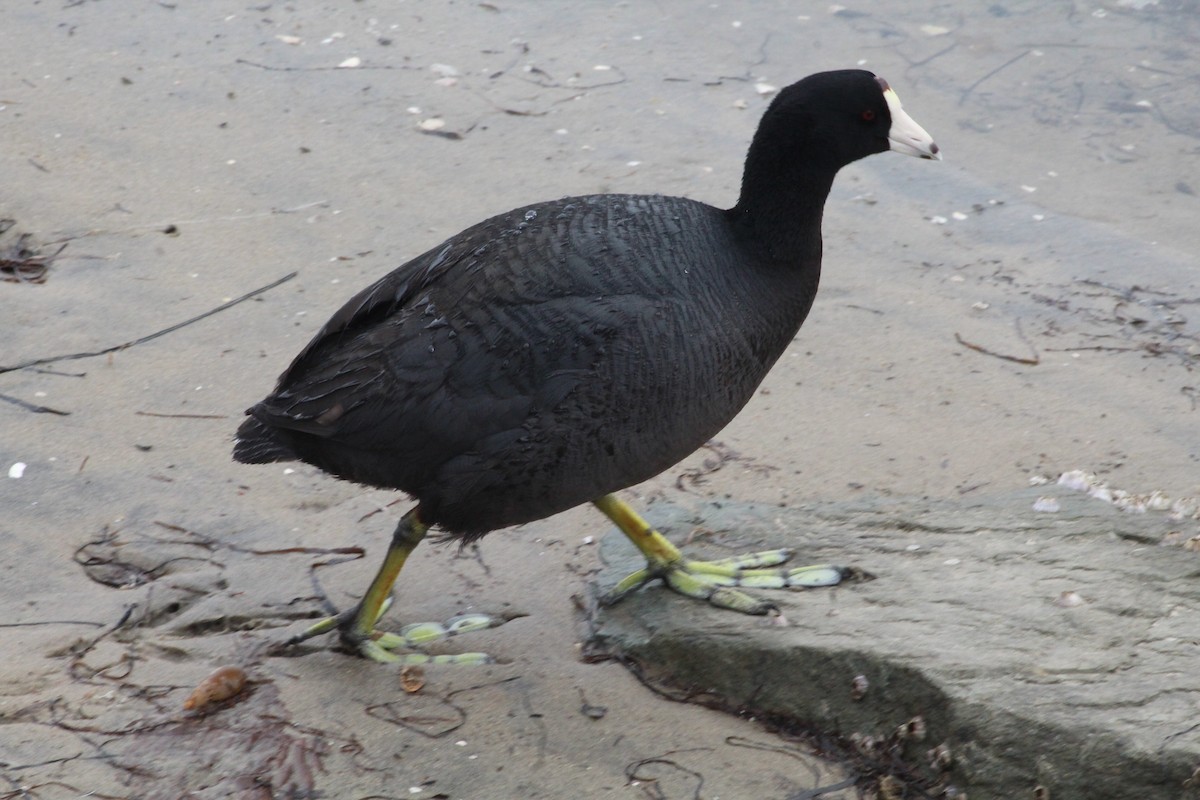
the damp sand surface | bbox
[2,3,1197,798]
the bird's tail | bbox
[232,414,297,464]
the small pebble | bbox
[8,462,25,479]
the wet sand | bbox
[2,2,1197,798]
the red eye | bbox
[861,109,876,122]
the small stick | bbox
[959,50,1030,106]
[0,271,297,374]
[0,391,70,415]
[954,332,1040,365]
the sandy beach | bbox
[2,2,1197,798]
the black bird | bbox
[235,70,940,663]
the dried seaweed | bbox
[0,222,63,284]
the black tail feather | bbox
[233,415,297,464]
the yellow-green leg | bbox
[593,494,848,614]
[288,508,494,665]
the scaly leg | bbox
[288,508,495,664]
[593,494,849,614]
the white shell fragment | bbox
[1053,469,1200,521]
[418,118,446,131]
[337,56,362,68]
[1057,470,1095,492]
[275,34,302,45]
[1146,491,1172,511]
[1032,496,1060,513]
[754,82,778,96]
[430,63,460,77]
[1170,498,1198,520]
[8,462,26,478]
[1054,590,1085,608]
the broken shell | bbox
[1054,590,1085,608]
[418,118,446,132]
[183,665,247,711]
[1032,496,1060,513]
[1169,498,1198,519]
[1147,490,1172,511]
[337,56,362,69]
[1112,495,1147,513]
[899,715,926,741]
[928,742,953,770]
[400,665,426,693]
[1057,470,1095,492]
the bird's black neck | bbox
[725,114,837,269]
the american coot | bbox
[235,70,940,663]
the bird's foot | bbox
[288,598,499,665]
[603,548,851,614]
